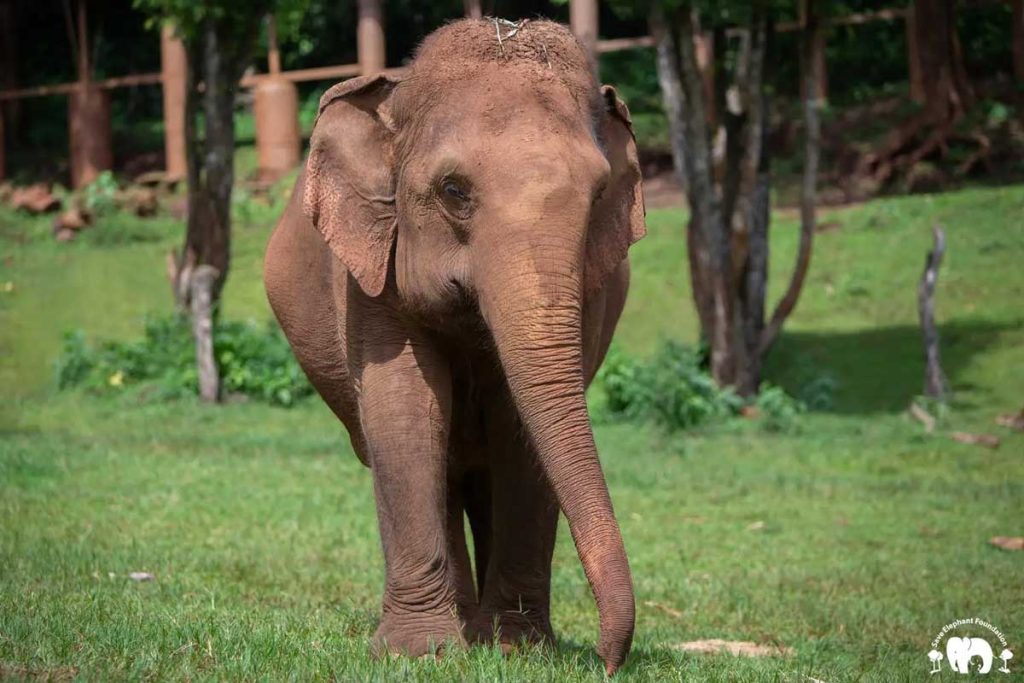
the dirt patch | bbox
[673,639,794,657]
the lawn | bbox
[1,185,1022,681]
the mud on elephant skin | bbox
[263,18,646,675]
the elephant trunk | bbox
[477,229,635,675]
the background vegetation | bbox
[2,185,1022,680]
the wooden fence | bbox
[0,0,1018,187]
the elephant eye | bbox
[438,177,473,221]
[442,180,470,203]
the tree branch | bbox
[760,0,819,356]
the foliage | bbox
[55,315,312,406]
[754,382,805,432]
[596,341,806,431]
[81,171,120,217]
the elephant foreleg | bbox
[358,323,465,657]
[471,406,558,649]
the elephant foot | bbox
[372,611,467,659]
[470,607,554,651]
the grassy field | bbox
[1,185,1022,681]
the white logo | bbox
[928,618,1014,675]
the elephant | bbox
[263,19,645,675]
[947,636,994,674]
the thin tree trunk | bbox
[191,265,220,402]
[918,226,947,398]
[676,3,736,385]
[734,13,771,396]
[649,3,688,189]
[760,1,819,357]
[168,12,264,402]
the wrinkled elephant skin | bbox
[264,19,645,675]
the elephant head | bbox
[947,636,994,674]
[301,20,644,673]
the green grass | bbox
[1,186,1023,681]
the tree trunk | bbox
[1013,0,1024,85]
[653,0,814,396]
[859,0,973,191]
[169,13,264,402]
[914,0,973,123]
[676,4,737,386]
[649,3,688,189]
[760,1,819,358]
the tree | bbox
[134,0,305,401]
[648,0,820,396]
[862,0,974,187]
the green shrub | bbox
[755,382,806,433]
[55,314,312,406]
[81,171,119,217]
[596,340,804,432]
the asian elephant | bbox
[946,637,994,674]
[263,19,645,674]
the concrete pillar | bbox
[254,78,300,180]
[357,0,386,75]
[570,0,599,60]
[68,84,112,188]
[160,24,188,181]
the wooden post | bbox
[918,226,947,399]
[191,264,220,403]
[357,0,386,75]
[464,0,482,19]
[906,5,925,102]
[570,0,599,61]
[67,0,112,188]
[160,24,187,181]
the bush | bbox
[595,341,804,432]
[56,314,312,406]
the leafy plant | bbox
[55,314,312,406]
[598,341,742,430]
[81,171,119,217]
[755,382,806,433]
[596,340,805,432]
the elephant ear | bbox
[303,74,400,297]
[584,85,647,293]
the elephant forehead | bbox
[412,18,590,77]
[396,67,598,155]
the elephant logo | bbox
[929,618,1013,676]
[947,636,994,674]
